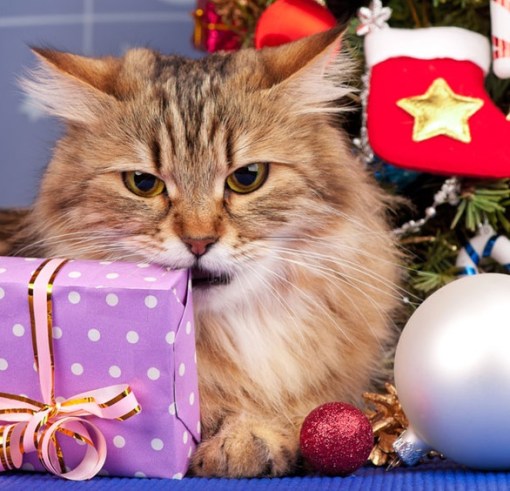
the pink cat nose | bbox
[182,237,217,257]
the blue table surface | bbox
[1,461,510,490]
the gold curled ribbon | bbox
[0,258,141,480]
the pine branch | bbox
[451,181,510,232]
[411,269,457,293]
[406,233,459,294]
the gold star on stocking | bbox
[396,78,484,143]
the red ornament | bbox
[193,0,241,53]
[254,0,336,49]
[300,402,374,476]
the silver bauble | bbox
[394,273,510,469]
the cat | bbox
[1,27,402,477]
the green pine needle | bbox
[411,270,456,292]
[451,183,510,232]
[408,235,459,294]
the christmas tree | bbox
[194,0,510,312]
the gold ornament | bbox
[363,383,408,466]
[363,383,444,467]
[396,78,484,143]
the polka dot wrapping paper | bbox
[0,256,200,479]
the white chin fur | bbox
[129,239,280,314]
[193,255,281,314]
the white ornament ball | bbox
[394,273,510,470]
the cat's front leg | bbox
[191,414,301,477]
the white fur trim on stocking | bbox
[365,27,491,74]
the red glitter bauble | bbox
[300,402,374,476]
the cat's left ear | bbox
[20,49,122,124]
[259,27,354,113]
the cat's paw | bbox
[190,417,299,477]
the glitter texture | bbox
[300,402,374,476]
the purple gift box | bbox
[0,256,200,479]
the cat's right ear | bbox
[20,48,122,124]
[256,26,354,115]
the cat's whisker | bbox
[119,234,194,268]
[259,232,399,261]
[238,269,299,332]
[252,259,361,344]
[261,235,417,280]
[264,252,393,332]
[241,258,363,366]
[30,230,126,256]
[240,259,306,335]
[27,231,118,247]
[234,240,407,312]
[278,233,398,259]
[289,253,412,305]
[293,241,418,300]
[257,244,409,303]
[63,245,126,259]
[301,203,400,237]
[14,234,118,257]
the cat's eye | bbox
[123,171,166,198]
[226,163,269,194]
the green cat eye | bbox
[226,163,269,194]
[123,171,166,198]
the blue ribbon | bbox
[464,241,480,266]
[482,235,499,258]
[460,234,500,276]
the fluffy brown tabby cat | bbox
[1,28,402,477]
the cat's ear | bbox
[20,48,122,124]
[259,27,355,113]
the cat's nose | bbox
[182,237,217,257]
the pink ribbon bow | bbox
[0,258,141,480]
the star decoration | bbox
[397,78,484,143]
[357,0,392,36]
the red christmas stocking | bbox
[363,26,510,178]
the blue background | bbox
[0,0,199,208]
